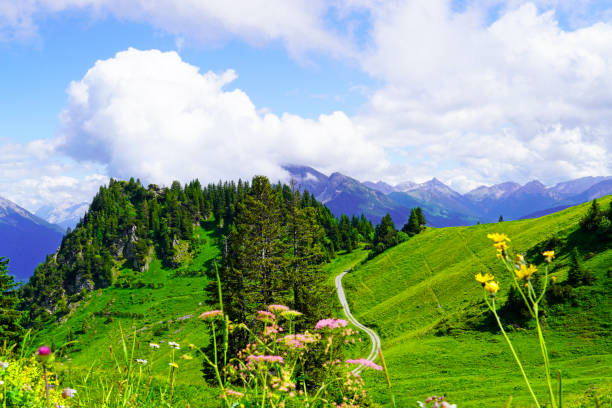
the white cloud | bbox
[0,139,107,211]
[0,0,355,58]
[57,48,387,187]
[353,1,612,190]
[2,0,612,199]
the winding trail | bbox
[335,269,381,374]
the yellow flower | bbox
[475,272,494,283]
[180,354,193,360]
[169,362,179,368]
[515,264,537,280]
[550,276,557,283]
[515,254,525,263]
[542,250,555,263]
[484,280,500,294]
[487,233,511,243]
[494,241,510,251]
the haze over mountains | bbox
[2,169,611,280]
[285,165,612,227]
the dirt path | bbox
[335,269,381,374]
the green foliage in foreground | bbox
[343,195,612,407]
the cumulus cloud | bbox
[353,1,612,191]
[57,48,387,186]
[2,0,612,198]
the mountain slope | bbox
[0,196,64,281]
[343,195,612,407]
[285,165,410,226]
[285,165,477,227]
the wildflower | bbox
[169,362,179,368]
[38,346,51,355]
[136,359,148,365]
[222,388,245,398]
[315,318,348,330]
[0,361,8,369]
[264,325,280,336]
[550,276,557,283]
[199,310,223,320]
[268,304,290,313]
[168,341,180,349]
[484,280,499,294]
[515,264,537,280]
[474,272,494,283]
[256,310,276,323]
[487,233,510,243]
[180,354,193,360]
[0,380,3,385]
[246,355,285,364]
[62,388,77,398]
[37,345,52,363]
[189,343,196,349]
[494,241,510,252]
[345,358,383,371]
[280,310,302,319]
[542,250,555,262]
[149,343,160,349]
[515,254,525,263]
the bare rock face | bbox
[74,274,95,293]
[123,225,139,267]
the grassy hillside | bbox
[343,195,611,407]
[23,197,611,407]
[31,223,223,405]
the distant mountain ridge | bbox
[0,196,64,280]
[284,165,612,228]
[35,201,89,231]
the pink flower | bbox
[221,388,244,398]
[315,318,348,330]
[199,310,223,320]
[257,310,276,323]
[38,346,51,356]
[268,304,290,313]
[246,355,285,364]
[345,358,383,371]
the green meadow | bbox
[19,197,612,407]
[344,195,612,407]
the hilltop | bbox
[343,195,612,407]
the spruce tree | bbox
[374,214,398,254]
[415,207,426,230]
[579,199,602,232]
[402,209,420,236]
[567,248,595,286]
[0,257,24,345]
[222,176,288,322]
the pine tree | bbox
[402,209,420,236]
[567,248,594,286]
[373,214,398,254]
[415,207,426,230]
[0,257,24,345]
[579,199,602,232]
[222,176,288,322]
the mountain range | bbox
[0,196,64,281]
[284,165,612,227]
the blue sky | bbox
[0,0,611,214]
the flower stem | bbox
[487,295,540,407]
[534,303,557,408]
[43,365,49,408]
